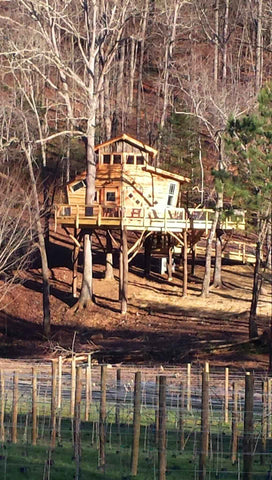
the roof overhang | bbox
[94,133,158,156]
[143,165,190,183]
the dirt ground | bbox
[0,229,271,370]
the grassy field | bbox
[0,412,271,480]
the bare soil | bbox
[0,228,271,370]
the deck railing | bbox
[55,204,246,231]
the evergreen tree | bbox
[226,82,272,339]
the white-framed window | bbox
[71,180,86,192]
[167,183,176,206]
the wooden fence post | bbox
[32,367,37,446]
[224,367,229,424]
[51,360,57,449]
[0,370,5,443]
[231,382,238,464]
[187,363,191,412]
[131,371,142,476]
[243,371,254,480]
[115,368,121,443]
[85,354,91,422]
[178,381,185,451]
[99,365,107,471]
[12,371,18,444]
[267,378,271,438]
[74,366,82,480]
[199,363,209,480]
[71,357,76,417]
[158,375,167,480]
[261,380,268,465]
[155,375,159,445]
[57,356,62,410]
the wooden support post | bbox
[72,228,80,298]
[74,366,82,480]
[158,375,167,480]
[85,354,91,422]
[0,370,4,443]
[231,382,238,464]
[71,357,76,417]
[32,367,37,446]
[199,362,209,480]
[191,244,196,276]
[178,381,185,451]
[51,360,57,449]
[224,367,229,424]
[99,365,107,471]
[243,371,254,480]
[120,227,128,314]
[187,363,191,412]
[131,371,142,476]
[12,371,18,444]
[261,380,268,465]
[167,235,173,281]
[183,228,188,296]
[144,235,152,278]
[119,237,123,301]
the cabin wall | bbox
[67,164,180,210]
[122,166,180,210]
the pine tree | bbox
[226,82,272,339]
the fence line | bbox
[0,361,272,479]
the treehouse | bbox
[55,133,245,233]
[54,133,246,313]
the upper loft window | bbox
[125,154,146,165]
[136,156,145,165]
[72,180,86,192]
[103,154,111,164]
[167,183,176,206]
[113,154,121,164]
[102,153,121,164]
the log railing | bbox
[54,204,246,231]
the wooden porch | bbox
[54,204,246,232]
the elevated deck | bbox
[55,204,246,233]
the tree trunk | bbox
[255,0,263,93]
[136,0,148,136]
[222,0,229,82]
[23,142,51,337]
[249,241,261,338]
[213,231,223,288]
[105,232,114,280]
[201,208,220,297]
[214,0,219,85]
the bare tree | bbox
[1,0,135,310]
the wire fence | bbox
[0,360,272,479]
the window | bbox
[103,154,110,164]
[72,180,86,192]
[106,191,116,202]
[126,155,134,164]
[94,191,99,202]
[167,183,176,206]
[113,154,121,164]
[136,155,145,165]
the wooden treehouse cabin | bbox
[55,133,246,312]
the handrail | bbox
[54,204,246,230]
